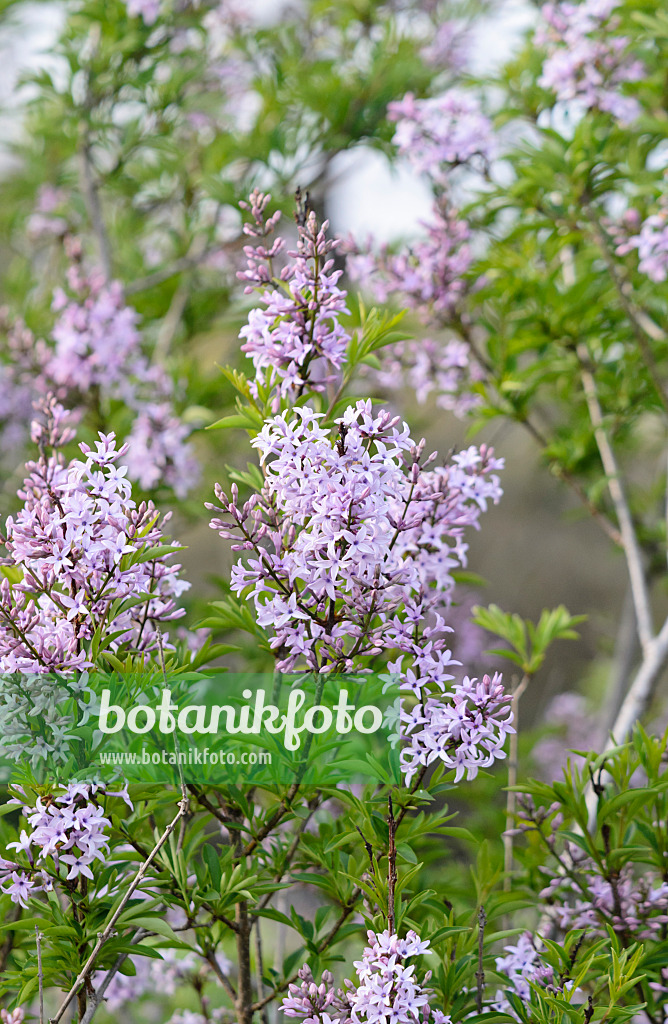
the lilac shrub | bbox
[238,191,350,404]
[0,244,199,497]
[0,396,188,673]
[387,90,495,179]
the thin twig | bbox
[577,342,654,653]
[251,889,363,1013]
[504,673,529,890]
[387,794,398,934]
[476,906,486,1013]
[204,951,237,1004]
[49,793,189,1024]
[79,928,149,1024]
[36,925,44,1024]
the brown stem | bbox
[387,794,398,934]
[235,894,253,1024]
[476,906,486,1013]
[504,674,529,890]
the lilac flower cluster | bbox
[0,314,50,467]
[27,184,69,239]
[48,256,199,497]
[209,401,510,782]
[540,855,668,939]
[399,671,514,784]
[209,402,502,673]
[387,89,495,180]
[536,0,645,123]
[616,198,668,283]
[281,930,448,1024]
[347,200,473,324]
[0,247,199,497]
[494,933,555,1012]
[345,200,483,417]
[49,265,142,395]
[372,337,483,418]
[349,929,447,1024]
[0,781,130,907]
[0,396,188,674]
[282,964,353,1024]
[238,191,350,403]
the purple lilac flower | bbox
[371,336,483,419]
[237,191,350,404]
[532,691,600,781]
[0,782,129,906]
[209,400,509,782]
[0,396,189,674]
[536,0,645,123]
[398,671,514,784]
[617,199,668,283]
[494,933,555,1012]
[124,402,200,499]
[48,256,200,494]
[210,403,502,672]
[282,930,449,1024]
[345,200,483,417]
[387,89,495,180]
[0,245,199,497]
[346,199,473,322]
[420,22,470,71]
[540,856,668,939]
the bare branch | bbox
[577,342,654,653]
[49,792,189,1024]
[203,951,237,1004]
[36,926,44,1024]
[608,614,668,746]
[476,906,486,1013]
[79,928,150,1024]
[504,673,529,890]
